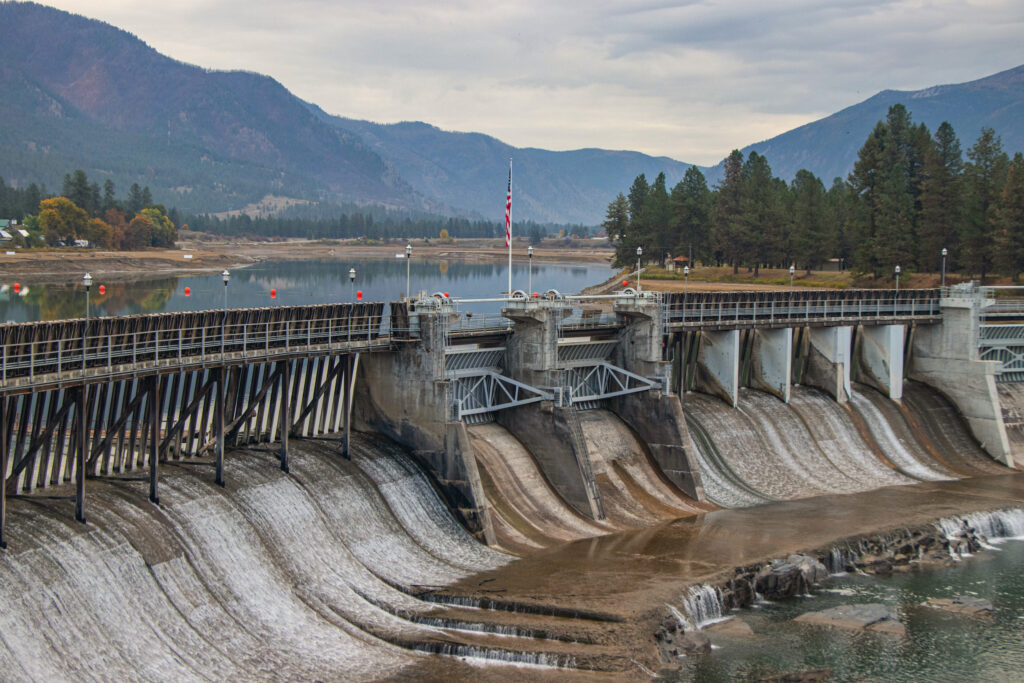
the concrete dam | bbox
[0,284,1021,677]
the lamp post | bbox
[789,264,795,290]
[405,243,412,301]
[82,273,92,373]
[528,245,534,295]
[895,264,901,294]
[941,248,948,288]
[636,246,643,293]
[683,265,689,292]
[221,270,230,354]
[349,267,356,302]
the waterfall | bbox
[938,508,1024,545]
[681,585,727,629]
[826,547,858,575]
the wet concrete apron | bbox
[393,473,1024,678]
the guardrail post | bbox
[280,360,290,473]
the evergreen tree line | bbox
[607,104,1024,279]
[1,169,177,249]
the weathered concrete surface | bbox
[354,310,492,539]
[502,300,571,389]
[608,392,706,501]
[803,326,852,403]
[749,327,793,402]
[496,402,605,520]
[856,324,905,400]
[695,329,740,407]
[910,296,1012,465]
[794,604,905,634]
[614,297,667,381]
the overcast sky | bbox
[43,0,1024,165]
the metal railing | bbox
[1,302,389,391]
[662,289,941,327]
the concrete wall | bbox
[497,402,605,519]
[803,326,852,403]
[856,324,905,400]
[608,391,706,501]
[695,329,740,407]
[909,297,1012,465]
[749,328,792,402]
[354,310,494,540]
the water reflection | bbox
[1,258,612,322]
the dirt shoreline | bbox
[0,238,616,284]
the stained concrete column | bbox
[749,327,792,403]
[613,297,668,382]
[696,329,740,407]
[910,294,1012,465]
[857,324,905,400]
[502,300,572,389]
[804,326,852,403]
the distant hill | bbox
[0,2,1021,224]
[729,65,1024,184]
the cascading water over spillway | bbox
[683,383,1002,508]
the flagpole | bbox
[506,157,513,299]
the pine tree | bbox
[918,122,964,271]
[791,170,832,272]
[995,153,1024,279]
[604,193,632,268]
[739,151,778,276]
[713,150,745,272]
[962,128,1010,280]
[646,172,671,262]
[669,167,711,264]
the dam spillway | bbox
[2,284,1024,676]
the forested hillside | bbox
[610,106,1024,279]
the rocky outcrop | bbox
[923,596,994,615]
[794,603,905,634]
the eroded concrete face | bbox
[804,326,852,403]
[750,328,793,403]
[857,324,905,400]
[696,329,740,407]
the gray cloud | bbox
[43,0,1024,164]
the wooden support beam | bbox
[215,366,225,487]
[1,393,7,548]
[288,356,346,435]
[75,386,86,524]
[149,375,160,504]
[280,360,290,473]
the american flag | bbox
[505,160,512,247]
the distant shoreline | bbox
[0,238,615,285]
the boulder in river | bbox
[755,554,828,599]
[923,596,994,615]
[794,603,905,634]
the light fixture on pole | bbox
[405,243,412,301]
[82,273,92,373]
[941,248,948,288]
[683,265,689,292]
[349,267,356,302]
[894,264,901,294]
[221,270,230,354]
[528,245,534,296]
[789,264,795,290]
[636,246,643,293]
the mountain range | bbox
[0,2,1021,225]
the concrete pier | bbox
[749,328,793,403]
[857,324,905,400]
[804,326,852,403]
[695,330,740,407]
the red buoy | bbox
[444,292,449,298]
[13,283,20,293]
[270,288,277,299]
[356,290,363,300]
[622,280,628,287]
[532,292,539,298]
[98,285,106,295]
[184,286,191,296]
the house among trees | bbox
[666,255,690,272]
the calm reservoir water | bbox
[0,258,614,322]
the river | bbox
[0,257,614,322]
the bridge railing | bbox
[662,288,941,326]
[0,302,387,389]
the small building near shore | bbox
[666,255,690,272]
